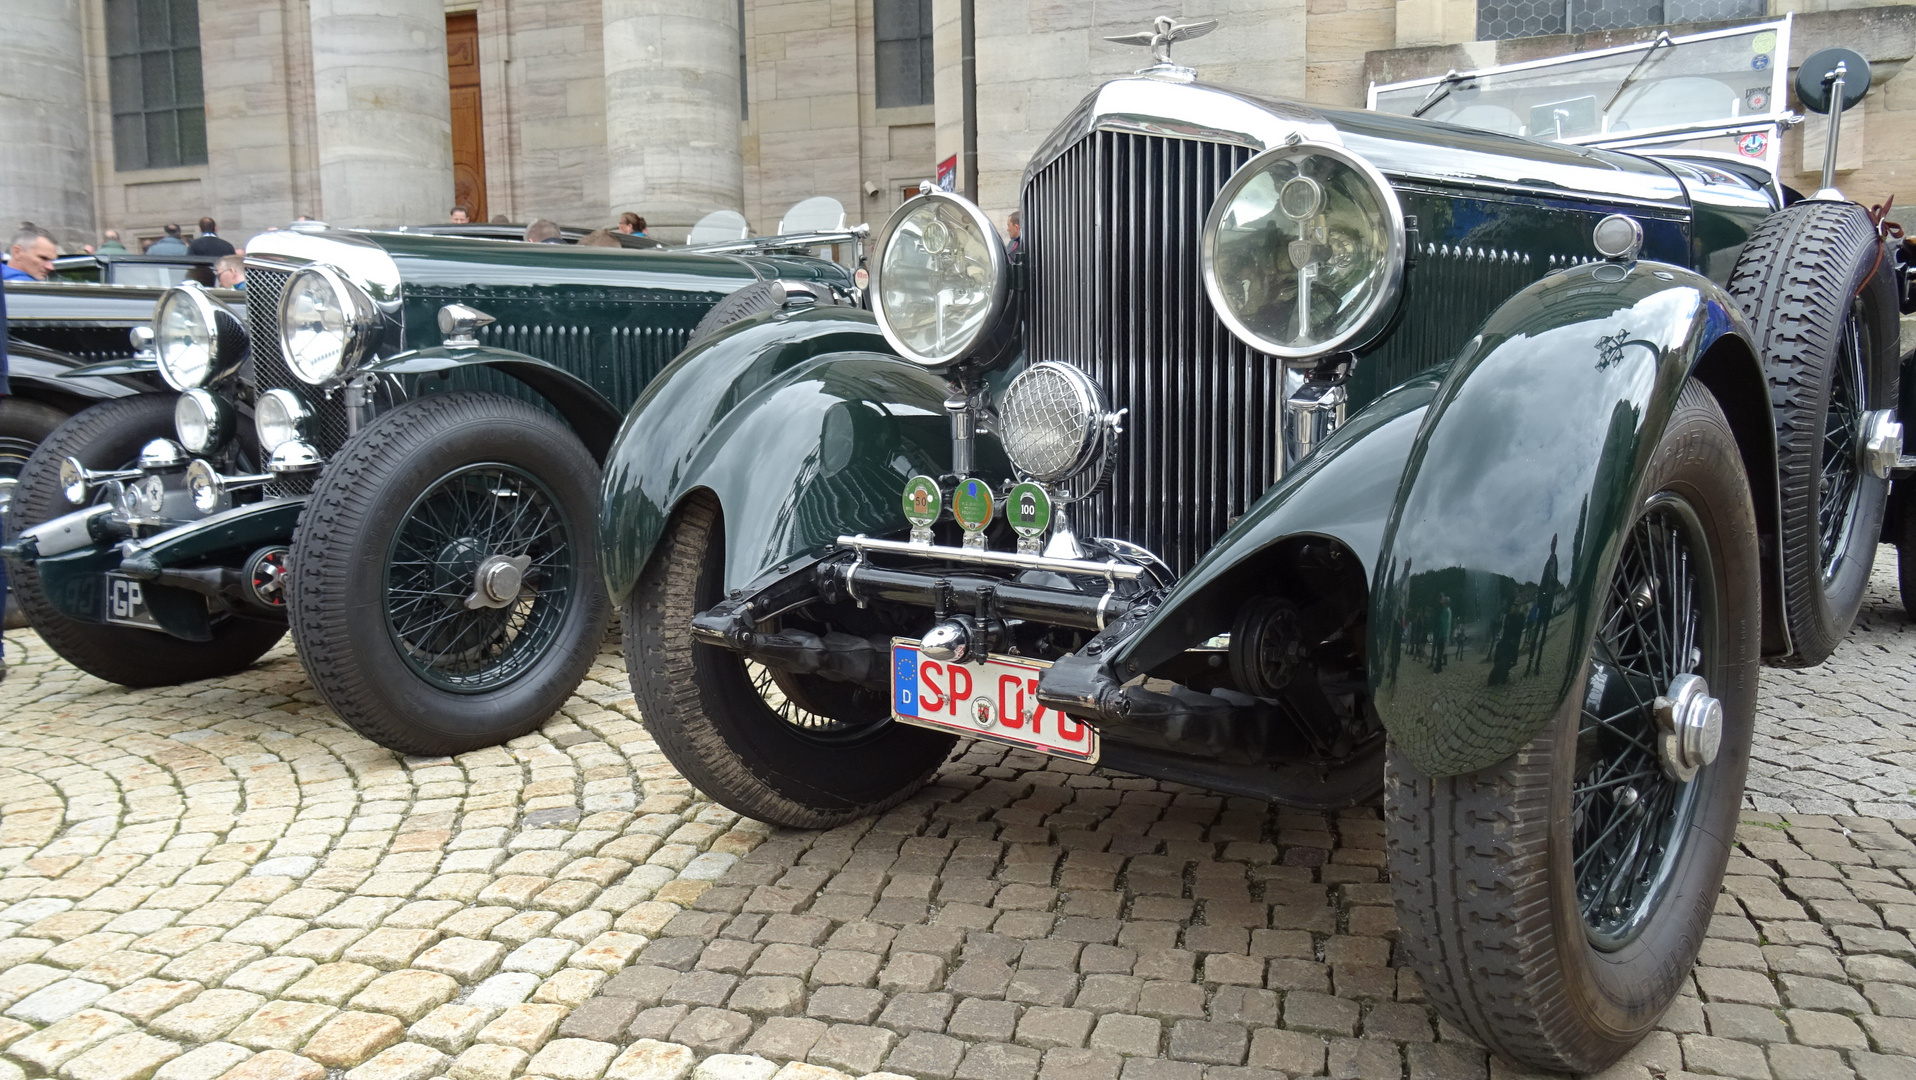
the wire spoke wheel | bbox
[383,463,575,692]
[1573,495,1712,949]
[1818,306,1867,581]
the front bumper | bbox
[4,498,307,639]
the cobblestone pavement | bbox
[0,552,1915,1080]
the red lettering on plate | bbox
[947,666,972,717]
[1058,713,1087,742]
[919,661,944,713]
[998,674,1025,728]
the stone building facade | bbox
[0,0,1912,252]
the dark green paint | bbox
[366,347,624,462]
[598,306,1010,602]
[120,498,311,575]
[1368,259,1754,777]
[1112,367,1443,677]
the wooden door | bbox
[447,11,488,222]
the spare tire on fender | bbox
[1726,200,1900,666]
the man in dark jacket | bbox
[187,217,236,257]
[147,224,188,254]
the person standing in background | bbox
[147,224,188,254]
[3,227,56,281]
[618,212,646,236]
[1006,210,1022,259]
[188,218,235,257]
[98,230,127,253]
[450,206,472,224]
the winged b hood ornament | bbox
[1105,15,1218,81]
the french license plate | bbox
[103,573,162,630]
[891,639,1098,763]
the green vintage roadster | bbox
[3,211,862,753]
[597,18,1905,1073]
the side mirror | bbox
[1796,47,1871,200]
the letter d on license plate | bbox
[891,639,1098,763]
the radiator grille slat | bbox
[1023,131,1265,575]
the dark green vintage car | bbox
[596,19,1904,1074]
[4,216,860,752]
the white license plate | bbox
[103,573,162,630]
[891,639,1099,762]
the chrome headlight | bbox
[255,389,310,453]
[175,389,232,454]
[154,284,247,390]
[279,265,379,384]
[871,190,1012,368]
[1202,142,1406,358]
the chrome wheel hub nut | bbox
[466,554,533,610]
[1654,672,1722,782]
[1862,409,1904,480]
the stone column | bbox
[604,0,744,243]
[0,1,93,248]
[309,0,454,229]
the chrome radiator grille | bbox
[1023,130,1268,575]
[244,264,349,497]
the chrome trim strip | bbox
[243,229,403,304]
[1024,79,1341,187]
[838,534,1146,580]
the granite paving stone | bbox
[6,557,1916,1079]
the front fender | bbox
[1370,260,1761,777]
[599,306,983,604]
[366,346,623,462]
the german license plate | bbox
[103,573,162,630]
[891,639,1099,762]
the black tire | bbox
[1,397,70,629]
[687,280,784,346]
[1726,200,1899,665]
[625,492,956,828]
[7,394,287,686]
[1386,380,1760,1074]
[288,391,609,755]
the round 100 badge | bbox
[903,475,942,527]
[1006,481,1052,539]
[952,477,994,534]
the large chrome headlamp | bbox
[153,283,247,390]
[279,265,379,385]
[255,389,311,454]
[997,362,1123,499]
[1202,142,1406,359]
[870,190,1013,369]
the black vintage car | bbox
[4,209,864,751]
[596,19,1903,1073]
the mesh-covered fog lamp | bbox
[997,362,1124,502]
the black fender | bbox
[1369,259,1779,777]
[9,340,151,411]
[597,306,998,605]
[363,346,625,463]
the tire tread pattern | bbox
[290,391,607,755]
[1725,200,1891,665]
